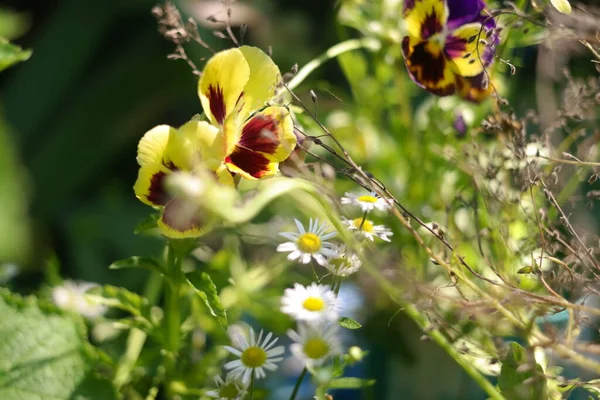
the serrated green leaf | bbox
[109,256,165,274]
[339,316,362,329]
[0,289,116,400]
[328,377,375,389]
[134,213,160,234]
[0,39,31,72]
[87,285,154,330]
[186,271,227,329]
[499,342,548,400]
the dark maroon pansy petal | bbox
[421,11,444,39]
[161,198,203,233]
[447,0,485,29]
[402,37,456,96]
[147,171,173,206]
[225,146,272,178]
[239,114,280,154]
[207,84,226,125]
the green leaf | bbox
[0,39,31,72]
[134,213,160,235]
[87,285,154,329]
[550,0,572,14]
[0,289,116,400]
[109,256,165,274]
[328,377,375,389]
[499,342,548,400]
[339,316,362,329]
[517,266,534,274]
[186,271,227,329]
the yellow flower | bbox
[198,46,297,180]
[133,121,233,238]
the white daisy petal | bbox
[288,322,342,368]
[221,328,284,385]
[280,282,340,323]
[277,218,339,266]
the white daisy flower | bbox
[341,191,391,212]
[277,218,338,266]
[281,282,339,323]
[288,322,342,367]
[52,280,107,319]
[324,245,361,277]
[343,217,393,242]
[224,328,285,385]
[205,374,248,400]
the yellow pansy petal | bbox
[402,36,456,96]
[198,48,250,126]
[215,164,235,186]
[457,72,493,103]
[445,23,488,77]
[136,125,173,167]
[403,0,448,40]
[133,164,173,207]
[179,120,225,171]
[157,198,208,239]
[162,126,196,171]
[237,46,281,119]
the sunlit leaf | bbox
[499,342,548,400]
[328,377,375,389]
[109,256,165,275]
[0,288,116,399]
[550,0,572,14]
[339,316,362,329]
[87,285,154,329]
[0,39,31,72]
[187,271,227,329]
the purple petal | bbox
[447,0,486,29]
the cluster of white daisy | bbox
[211,191,392,398]
[341,191,393,242]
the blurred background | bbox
[1,0,599,399]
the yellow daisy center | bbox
[219,382,240,399]
[352,218,374,233]
[303,296,325,312]
[357,195,377,203]
[303,338,330,359]
[241,346,267,368]
[297,233,321,253]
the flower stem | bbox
[287,38,381,90]
[358,210,369,230]
[249,369,256,400]
[165,244,182,354]
[289,367,308,400]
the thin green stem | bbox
[286,38,381,91]
[249,369,256,400]
[165,245,182,353]
[358,210,369,230]
[289,367,308,400]
[114,271,163,389]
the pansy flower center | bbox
[352,218,374,233]
[297,233,321,253]
[303,338,330,359]
[219,382,240,399]
[303,296,325,312]
[241,346,267,368]
[357,195,378,203]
